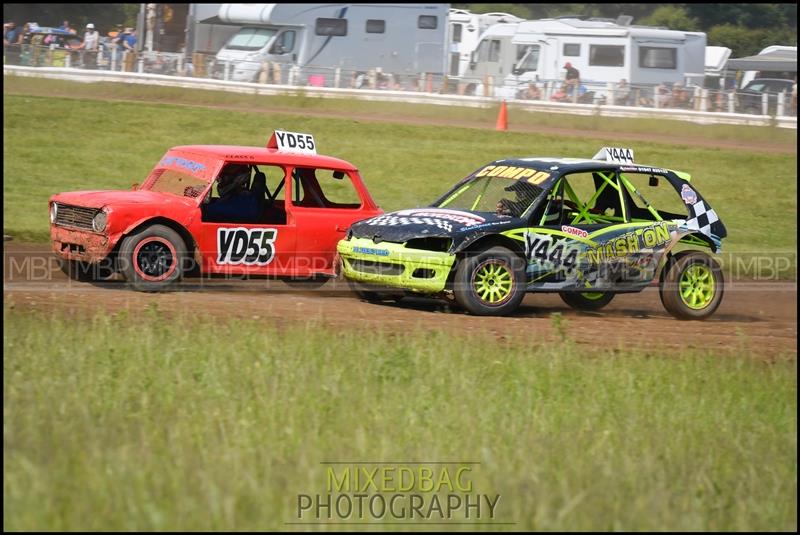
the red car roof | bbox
[170,145,358,171]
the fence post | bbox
[138,56,144,73]
[177,55,183,76]
[607,82,615,105]
[334,67,341,88]
[65,52,71,69]
[777,90,785,116]
[693,87,701,110]
[224,61,230,81]
[700,88,708,111]
[110,50,116,72]
[761,93,768,115]
[728,91,735,113]
[572,85,579,103]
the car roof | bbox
[169,145,358,171]
[492,157,630,173]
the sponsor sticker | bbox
[681,184,697,205]
[561,225,589,238]
[217,227,278,265]
[353,246,390,256]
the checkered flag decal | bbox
[366,215,454,233]
[684,201,720,235]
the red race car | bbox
[49,131,382,290]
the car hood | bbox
[51,189,196,209]
[348,207,522,244]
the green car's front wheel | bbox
[559,291,615,311]
[453,246,526,316]
[659,251,724,320]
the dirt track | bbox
[4,242,796,358]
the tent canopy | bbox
[726,49,797,72]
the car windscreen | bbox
[225,28,277,51]
[435,175,544,218]
[144,168,209,199]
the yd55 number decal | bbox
[217,228,278,265]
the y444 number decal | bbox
[217,228,278,265]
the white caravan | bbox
[463,17,706,98]
[447,8,522,77]
[213,3,449,84]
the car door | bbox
[526,168,653,291]
[287,166,379,277]
[196,163,298,276]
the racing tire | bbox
[559,291,615,311]
[659,251,724,320]
[119,224,187,292]
[453,246,526,316]
[59,258,112,282]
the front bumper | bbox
[51,225,112,263]
[337,237,456,293]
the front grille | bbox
[349,259,405,276]
[55,203,99,231]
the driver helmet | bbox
[218,164,250,198]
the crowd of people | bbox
[3,19,137,70]
[514,62,712,111]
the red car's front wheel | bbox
[119,224,187,292]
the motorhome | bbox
[212,3,449,84]
[447,8,522,77]
[462,17,706,99]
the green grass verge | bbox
[3,306,796,531]
[4,75,798,146]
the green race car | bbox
[337,148,727,319]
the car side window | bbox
[290,167,362,209]
[535,170,624,226]
[202,163,288,225]
[618,172,689,222]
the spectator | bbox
[524,82,541,100]
[59,20,76,34]
[615,78,631,105]
[79,23,100,69]
[4,21,19,45]
[563,62,580,95]
[669,82,690,109]
[122,27,137,52]
[550,83,569,102]
[655,82,671,107]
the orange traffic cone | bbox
[495,100,508,131]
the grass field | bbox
[2,82,797,264]
[3,306,797,531]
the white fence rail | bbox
[5,65,797,130]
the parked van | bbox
[447,8,522,77]
[212,3,449,84]
[462,17,706,99]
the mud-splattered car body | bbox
[50,131,382,290]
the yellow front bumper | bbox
[337,237,456,293]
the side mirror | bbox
[648,175,659,187]
[332,171,344,179]
[512,67,523,76]
[131,183,139,190]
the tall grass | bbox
[4,306,796,531]
[2,93,796,259]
